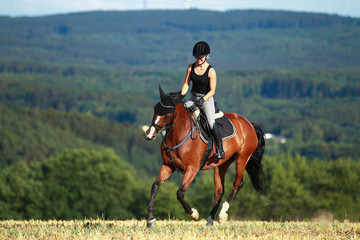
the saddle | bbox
[184,101,237,144]
[184,101,236,169]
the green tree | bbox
[40,149,137,219]
[262,154,318,221]
[0,161,44,219]
[319,158,360,221]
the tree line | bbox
[1,10,360,70]
[0,105,162,176]
[1,61,359,160]
[0,149,358,221]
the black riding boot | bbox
[211,123,225,159]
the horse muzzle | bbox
[145,126,157,141]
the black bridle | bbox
[151,102,197,173]
[150,99,176,130]
[150,110,175,131]
[151,121,167,130]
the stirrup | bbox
[214,150,225,159]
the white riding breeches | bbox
[191,92,215,129]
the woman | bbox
[181,41,225,159]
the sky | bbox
[0,0,359,18]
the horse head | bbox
[145,86,184,140]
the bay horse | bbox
[145,86,265,227]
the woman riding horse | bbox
[145,87,265,227]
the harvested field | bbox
[0,219,359,239]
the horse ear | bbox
[159,85,166,99]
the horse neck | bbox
[168,103,191,138]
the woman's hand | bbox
[196,97,205,107]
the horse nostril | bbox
[146,135,156,141]
[145,126,157,141]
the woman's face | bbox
[195,55,207,65]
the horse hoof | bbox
[218,201,229,224]
[147,218,156,228]
[206,216,214,226]
[218,213,228,224]
[190,208,199,221]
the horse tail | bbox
[245,123,266,192]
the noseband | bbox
[151,121,166,130]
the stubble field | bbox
[0,219,359,239]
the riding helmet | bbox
[193,41,210,58]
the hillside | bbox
[0,10,360,70]
[1,61,360,162]
[0,10,359,222]
[0,105,162,174]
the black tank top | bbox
[190,63,212,95]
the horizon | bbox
[1,0,359,18]
[1,8,359,19]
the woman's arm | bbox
[203,67,217,101]
[181,64,192,96]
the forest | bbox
[1,10,360,70]
[0,10,359,221]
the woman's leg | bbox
[201,97,215,129]
[202,97,225,159]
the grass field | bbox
[0,219,359,239]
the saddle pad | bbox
[199,114,237,144]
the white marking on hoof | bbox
[218,201,229,224]
[147,218,156,228]
[206,216,214,226]
[190,208,199,221]
[218,214,228,224]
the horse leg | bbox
[177,167,200,220]
[206,159,234,226]
[218,155,249,224]
[147,164,174,228]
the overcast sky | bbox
[1,0,359,18]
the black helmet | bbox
[193,41,210,58]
